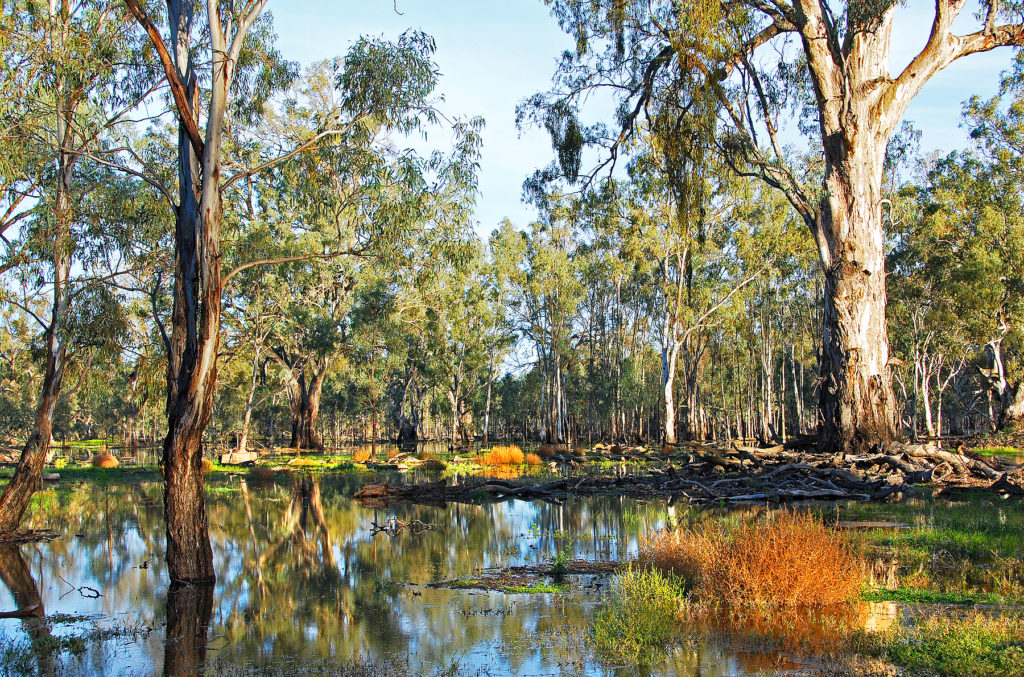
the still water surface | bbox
[1,472,823,676]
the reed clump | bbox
[524,452,543,466]
[352,447,373,463]
[478,444,524,466]
[640,511,862,609]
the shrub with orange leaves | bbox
[477,444,524,466]
[640,511,861,609]
[524,452,543,466]
[352,447,373,462]
[90,452,119,468]
[534,445,556,458]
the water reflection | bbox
[0,474,870,675]
[164,583,213,677]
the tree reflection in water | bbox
[163,581,213,677]
[0,543,53,673]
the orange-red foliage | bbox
[90,452,119,468]
[524,452,543,466]
[478,445,524,466]
[640,511,861,609]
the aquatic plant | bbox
[641,511,862,609]
[860,611,1024,677]
[592,565,684,663]
[524,452,543,466]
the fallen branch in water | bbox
[57,574,101,599]
[370,517,440,536]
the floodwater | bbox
[0,471,865,676]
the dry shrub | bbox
[478,444,524,466]
[352,447,373,463]
[524,452,543,466]
[90,452,119,469]
[386,447,402,460]
[201,458,213,474]
[640,511,862,609]
[534,445,557,458]
[661,443,675,455]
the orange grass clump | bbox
[201,458,213,474]
[90,452,119,468]
[352,447,373,463]
[640,511,862,609]
[534,445,557,458]
[477,444,524,466]
[524,452,543,466]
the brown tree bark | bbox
[287,370,325,450]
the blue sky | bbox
[272,1,1019,236]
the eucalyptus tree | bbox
[0,0,156,534]
[527,0,1024,453]
[896,151,1024,431]
[419,239,509,447]
[224,57,482,450]
[493,211,585,444]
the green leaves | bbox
[340,30,440,134]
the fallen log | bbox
[898,443,1000,480]
[0,604,41,618]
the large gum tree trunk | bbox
[285,369,325,450]
[816,139,899,453]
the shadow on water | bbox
[0,472,907,676]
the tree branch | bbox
[122,0,204,157]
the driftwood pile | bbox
[354,438,1024,507]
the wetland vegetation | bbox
[4,0,1024,674]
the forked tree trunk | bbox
[127,0,270,584]
[813,54,899,454]
[285,369,325,450]
[163,107,216,584]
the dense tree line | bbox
[2,0,1024,582]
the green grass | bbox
[863,587,1017,606]
[860,612,1024,677]
[592,565,685,664]
[35,465,161,483]
[973,446,1024,457]
[59,438,115,450]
